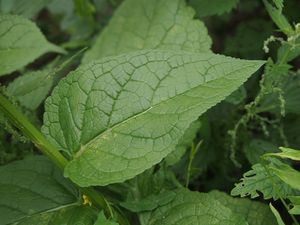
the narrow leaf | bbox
[269,203,286,225]
[265,147,300,161]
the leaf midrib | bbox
[74,62,257,158]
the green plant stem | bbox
[0,93,128,224]
[0,94,68,170]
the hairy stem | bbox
[0,93,127,224]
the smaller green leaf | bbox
[265,147,300,161]
[269,203,286,225]
[269,164,300,191]
[0,14,65,76]
[231,160,294,200]
[94,211,119,225]
[288,196,300,215]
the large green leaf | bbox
[82,0,211,63]
[43,50,263,187]
[147,188,248,225]
[210,190,276,225]
[0,156,79,225]
[0,14,65,76]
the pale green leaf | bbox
[231,160,294,200]
[210,190,276,225]
[269,164,300,191]
[189,0,239,17]
[0,0,51,18]
[0,156,79,225]
[0,14,65,76]
[288,196,300,215]
[82,0,211,63]
[94,211,119,225]
[265,147,300,161]
[269,203,285,225]
[147,188,248,225]
[15,206,96,225]
[43,50,264,187]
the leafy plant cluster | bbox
[0,0,300,224]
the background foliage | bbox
[0,0,300,224]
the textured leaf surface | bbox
[15,206,96,225]
[6,70,53,110]
[231,160,294,200]
[0,14,65,76]
[82,0,211,63]
[147,188,248,225]
[43,50,263,186]
[189,0,239,17]
[0,156,78,225]
[210,190,276,225]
